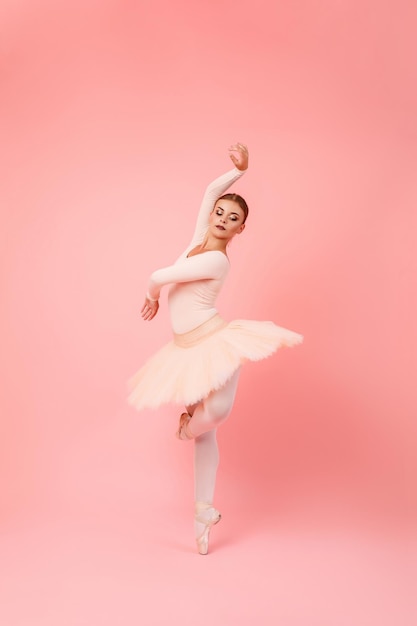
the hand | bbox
[141,297,159,321]
[228,143,249,171]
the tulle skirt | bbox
[127,314,303,411]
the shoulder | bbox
[189,250,229,263]
[209,250,230,264]
[187,250,230,276]
[199,250,230,276]
[197,251,229,280]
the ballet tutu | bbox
[127,314,303,411]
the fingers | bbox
[142,309,154,321]
[229,142,248,171]
[141,299,159,321]
[142,310,155,321]
[229,142,248,153]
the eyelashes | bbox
[215,209,238,221]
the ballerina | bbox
[128,143,303,554]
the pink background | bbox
[1,1,415,624]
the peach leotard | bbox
[147,168,245,334]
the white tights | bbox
[186,368,241,505]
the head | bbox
[217,193,249,223]
[208,193,249,244]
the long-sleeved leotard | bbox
[147,167,245,334]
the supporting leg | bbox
[189,368,241,553]
[194,429,219,504]
[188,368,241,438]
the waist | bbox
[173,314,228,348]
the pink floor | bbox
[1,505,414,625]
[1,405,414,626]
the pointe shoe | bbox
[195,502,222,555]
[175,412,194,440]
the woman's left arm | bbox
[141,296,159,321]
[141,251,229,321]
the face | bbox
[209,199,246,241]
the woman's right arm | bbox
[141,144,248,321]
[188,143,249,249]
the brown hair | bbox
[216,193,249,223]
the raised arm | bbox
[188,143,249,249]
[141,143,249,321]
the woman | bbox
[128,143,302,555]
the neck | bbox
[200,234,228,253]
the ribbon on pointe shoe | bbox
[195,502,222,555]
[175,412,194,440]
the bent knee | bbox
[203,395,233,425]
